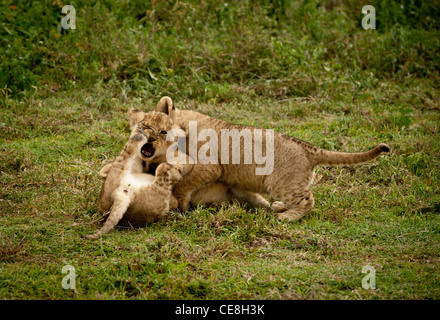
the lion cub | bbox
[85,125,184,240]
[127,107,273,211]
[140,96,390,222]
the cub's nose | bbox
[148,137,156,143]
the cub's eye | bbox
[160,130,167,135]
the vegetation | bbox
[0,0,439,299]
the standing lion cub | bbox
[138,96,390,222]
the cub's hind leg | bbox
[265,171,315,221]
[85,191,131,240]
[230,187,271,209]
[273,190,314,221]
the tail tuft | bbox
[379,143,390,153]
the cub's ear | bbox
[128,108,144,130]
[99,163,113,178]
[155,96,175,117]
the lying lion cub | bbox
[85,125,184,240]
[138,96,390,222]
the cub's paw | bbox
[274,209,304,222]
[84,233,101,240]
[166,167,183,184]
[99,163,113,178]
[165,162,193,176]
[274,211,295,221]
[156,162,173,176]
[170,163,184,174]
[271,201,288,213]
[156,163,183,184]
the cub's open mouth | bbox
[141,143,155,158]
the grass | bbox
[1,0,440,300]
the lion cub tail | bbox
[310,143,390,167]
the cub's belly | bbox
[121,172,155,188]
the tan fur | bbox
[126,105,271,211]
[147,96,391,222]
[85,113,185,240]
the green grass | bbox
[1,0,440,300]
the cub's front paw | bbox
[156,162,173,177]
[156,163,183,184]
[166,167,183,184]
